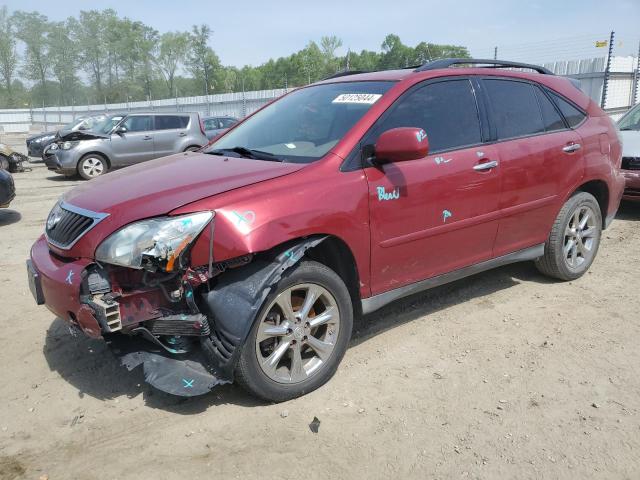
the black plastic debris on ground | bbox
[309,416,321,433]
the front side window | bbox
[374,79,481,152]
[155,115,189,130]
[122,115,153,132]
[484,79,544,140]
[207,81,395,163]
[618,103,640,131]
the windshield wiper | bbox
[207,146,284,162]
[619,127,636,131]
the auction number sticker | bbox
[332,93,382,104]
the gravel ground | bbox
[0,162,639,480]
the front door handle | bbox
[473,160,499,171]
[562,143,581,153]
[143,135,152,140]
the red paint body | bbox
[30,67,625,336]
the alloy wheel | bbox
[81,157,105,177]
[564,205,597,269]
[255,283,340,384]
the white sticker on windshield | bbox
[332,93,382,105]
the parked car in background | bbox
[28,59,624,402]
[45,112,208,179]
[202,115,238,140]
[0,143,28,173]
[0,168,15,208]
[617,102,640,201]
[26,115,103,158]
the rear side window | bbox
[535,87,566,132]
[376,79,481,152]
[155,115,190,130]
[484,79,544,140]
[548,92,586,128]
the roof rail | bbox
[322,70,368,80]
[414,58,553,75]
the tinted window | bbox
[122,115,152,132]
[484,80,544,139]
[376,79,481,152]
[220,118,237,128]
[548,91,586,128]
[203,118,219,130]
[155,115,189,130]
[535,87,565,132]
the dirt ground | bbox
[1,160,639,480]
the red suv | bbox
[27,59,624,402]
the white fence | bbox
[0,88,290,134]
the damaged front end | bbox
[31,204,326,397]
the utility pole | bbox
[601,30,615,109]
[494,46,498,60]
[633,39,640,106]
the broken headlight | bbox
[95,212,213,272]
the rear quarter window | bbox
[548,91,587,128]
[535,87,566,132]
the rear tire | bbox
[235,261,353,402]
[535,192,602,281]
[0,156,9,171]
[78,154,108,180]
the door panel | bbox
[153,115,191,158]
[364,78,501,295]
[109,115,154,166]
[366,145,501,294]
[481,79,585,256]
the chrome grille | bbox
[45,202,108,249]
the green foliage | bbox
[0,7,470,108]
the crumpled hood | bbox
[58,129,109,141]
[63,152,305,223]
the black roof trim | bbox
[415,58,553,75]
[322,70,368,80]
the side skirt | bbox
[361,244,545,315]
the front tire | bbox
[235,261,353,402]
[535,192,602,281]
[78,154,108,180]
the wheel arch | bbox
[574,179,609,228]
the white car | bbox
[618,103,640,202]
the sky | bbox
[3,0,639,67]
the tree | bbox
[187,25,221,95]
[12,11,51,105]
[76,10,110,102]
[48,19,80,105]
[0,7,18,106]
[156,31,189,96]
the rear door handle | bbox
[562,143,581,153]
[143,135,152,140]
[179,132,187,137]
[473,160,499,171]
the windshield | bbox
[62,118,87,130]
[92,115,124,135]
[206,81,395,163]
[619,103,640,131]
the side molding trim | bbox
[361,244,545,315]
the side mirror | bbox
[374,127,429,163]
[115,126,127,135]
